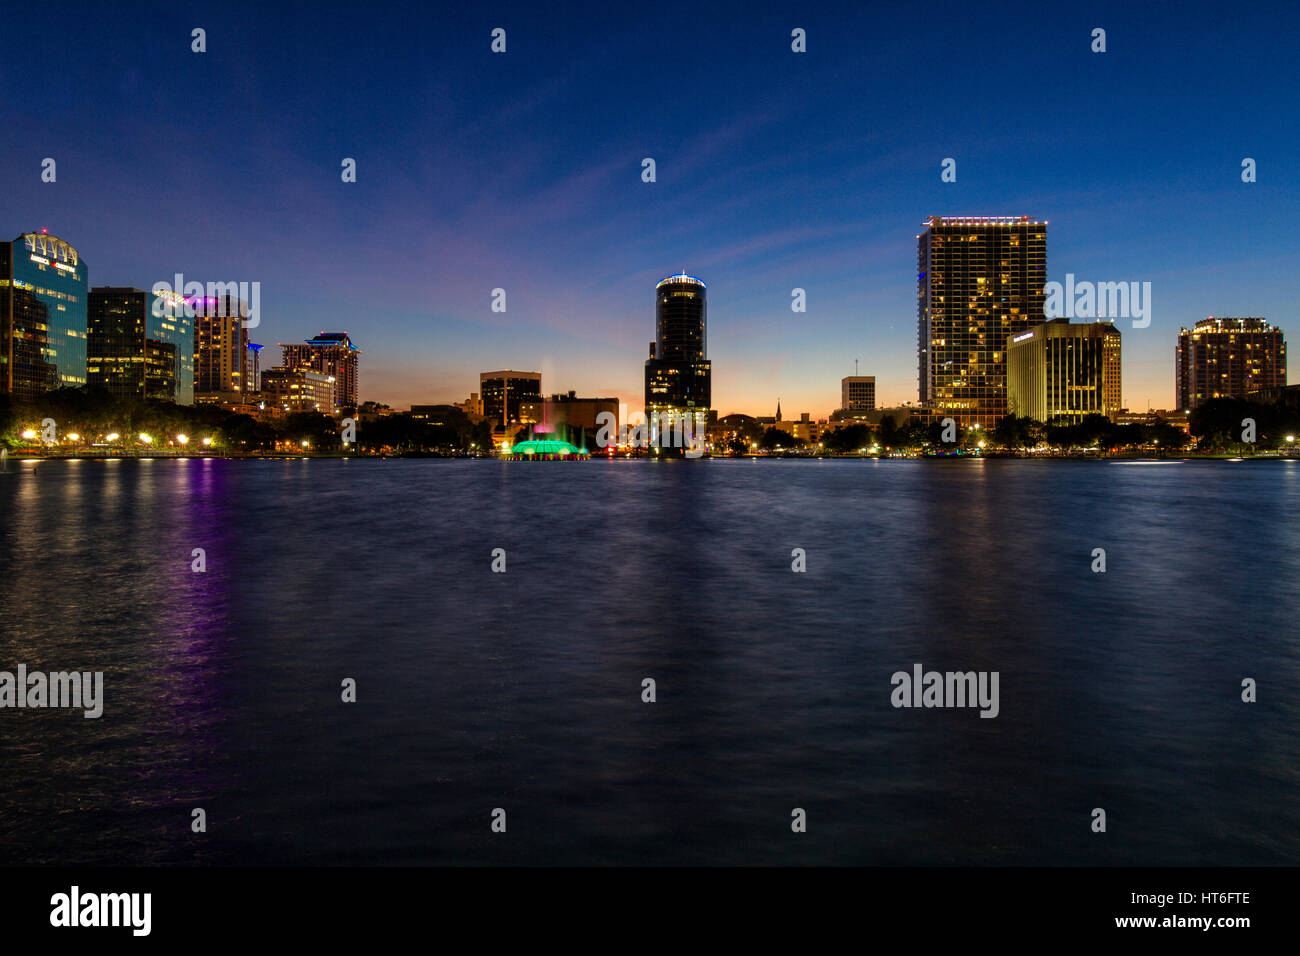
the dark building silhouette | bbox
[841,376,876,413]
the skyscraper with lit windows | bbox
[194,293,249,402]
[917,216,1047,428]
[479,370,541,428]
[87,287,194,404]
[279,332,360,414]
[645,273,711,451]
[1176,317,1286,410]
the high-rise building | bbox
[841,376,876,412]
[480,370,541,427]
[645,273,711,449]
[194,292,249,402]
[87,287,195,405]
[1007,318,1122,423]
[260,366,336,413]
[917,216,1047,428]
[279,332,360,413]
[1176,317,1286,410]
[1,231,88,399]
[245,342,263,395]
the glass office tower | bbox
[87,287,195,404]
[1,231,87,399]
[1006,318,1122,423]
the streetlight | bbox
[176,434,188,445]
[67,433,80,442]
[106,433,120,441]
[21,429,36,440]
[138,433,153,444]
[301,440,310,448]
[202,437,212,446]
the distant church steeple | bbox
[776,398,782,421]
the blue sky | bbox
[4,0,1297,416]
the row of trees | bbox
[0,388,280,451]
[1187,398,1300,451]
[726,398,1300,455]
[0,388,494,454]
[989,414,1192,451]
[6,390,1297,457]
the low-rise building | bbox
[261,367,337,414]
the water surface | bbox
[1,457,1296,865]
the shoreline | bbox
[2,451,1293,463]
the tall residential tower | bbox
[194,292,249,403]
[917,216,1047,428]
[1176,317,1286,410]
[279,332,360,414]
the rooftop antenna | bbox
[855,358,859,376]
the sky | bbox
[3,0,1298,417]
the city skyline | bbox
[6,223,1286,425]
[3,3,1297,418]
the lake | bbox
[1,457,1296,865]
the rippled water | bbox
[1,457,1296,865]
